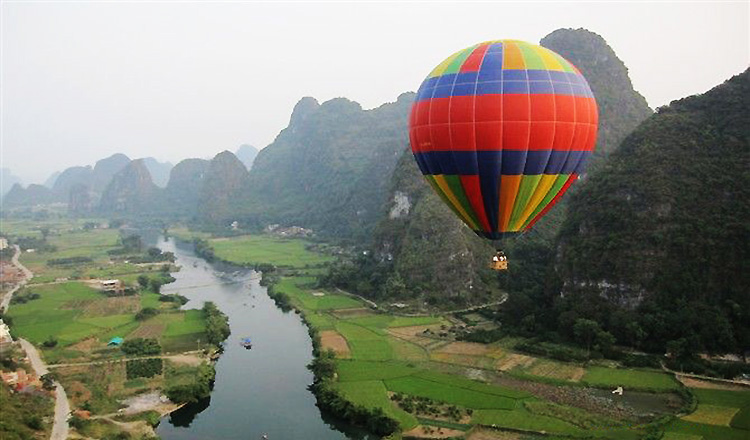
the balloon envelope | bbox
[409,40,598,240]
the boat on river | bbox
[240,337,253,349]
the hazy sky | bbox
[2,1,748,184]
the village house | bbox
[0,319,12,345]
[99,279,123,292]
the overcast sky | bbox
[2,1,748,184]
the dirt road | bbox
[19,339,69,440]
[0,245,33,312]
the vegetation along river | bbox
[153,236,373,440]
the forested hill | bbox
[231,94,414,240]
[549,69,749,353]
[334,29,654,307]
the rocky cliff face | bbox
[371,150,496,303]
[99,159,159,214]
[162,158,210,218]
[91,154,131,190]
[197,151,249,224]
[51,166,93,203]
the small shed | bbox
[108,337,124,346]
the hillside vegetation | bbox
[546,68,750,354]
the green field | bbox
[275,277,362,311]
[385,376,517,410]
[336,360,419,382]
[472,408,583,435]
[6,280,204,355]
[688,388,750,430]
[665,419,749,440]
[211,235,333,268]
[663,387,750,439]
[162,310,206,337]
[343,314,444,328]
[335,380,418,429]
[6,282,130,345]
[582,366,681,391]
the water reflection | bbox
[167,397,212,427]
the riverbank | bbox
[198,233,750,440]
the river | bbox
[153,236,374,440]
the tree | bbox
[147,247,162,259]
[136,307,159,321]
[595,330,616,353]
[43,335,58,348]
[150,279,162,294]
[137,275,149,289]
[40,373,57,390]
[308,350,336,380]
[573,318,601,356]
[121,234,142,252]
[625,322,646,349]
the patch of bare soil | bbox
[495,353,535,371]
[320,330,351,358]
[166,354,204,367]
[435,342,491,356]
[466,428,522,440]
[388,325,444,345]
[68,381,92,406]
[403,426,466,438]
[82,296,140,317]
[70,337,102,353]
[678,375,749,391]
[119,391,172,415]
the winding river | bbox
[153,236,374,440]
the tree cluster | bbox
[126,359,163,379]
[203,302,230,347]
[120,338,161,356]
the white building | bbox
[0,238,8,250]
[100,280,122,291]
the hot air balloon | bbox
[409,40,598,270]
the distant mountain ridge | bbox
[231,93,415,239]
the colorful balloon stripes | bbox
[409,40,598,240]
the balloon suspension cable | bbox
[492,239,503,253]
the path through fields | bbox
[19,339,70,440]
[0,245,33,311]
